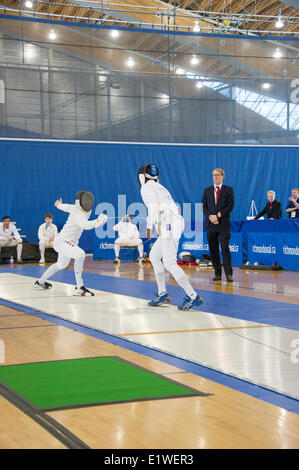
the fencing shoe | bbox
[33,280,52,289]
[148,292,171,307]
[74,286,95,297]
[178,294,204,311]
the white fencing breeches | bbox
[149,217,196,298]
[39,240,53,258]
[39,238,85,288]
[114,237,143,257]
[0,239,23,260]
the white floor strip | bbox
[0,273,298,400]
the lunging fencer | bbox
[34,191,108,296]
[138,164,204,311]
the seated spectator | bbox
[38,213,58,264]
[286,188,299,219]
[254,190,282,220]
[113,214,145,264]
[0,216,23,262]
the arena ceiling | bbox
[0,0,298,36]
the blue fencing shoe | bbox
[148,292,171,307]
[178,294,204,311]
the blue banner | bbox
[277,234,299,271]
[231,219,299,233]
[93,236,155,261]
[178,232,243,267]
[247,232,299,271]
[247,233,278,266]
[93,232,243,266]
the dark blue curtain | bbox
[0,139,298,252]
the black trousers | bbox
[207,229,233,277]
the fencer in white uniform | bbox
[34,191,108,296]
[0,216,23,262]
[138,164,204,310]
[113,214,144,264]
[38,214,58,263]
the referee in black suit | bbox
[202,168,234,282]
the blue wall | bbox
[0,139,298,253]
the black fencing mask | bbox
[138,164,159,186]
[76,190,94,212]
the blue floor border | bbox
[0,294,298,415]
[1,265,299,330]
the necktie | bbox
[216,186,220,203]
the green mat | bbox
[0,356,204,411]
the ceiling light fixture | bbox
[262,83,271,89]
[110,30,119,38]
[126,56,135,67]
[275,17,284,28]
[191,55,199,65]
[25,0,34,8]
[273,48,282,59]
[49,30,57,40]
[275,10,284,28]
[193,21,200,33]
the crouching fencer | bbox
[138,164,204,311]
[113,214,145,264]
[34,191,108,296]
[38,213,58,264]
[0,216,23,263]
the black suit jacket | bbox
[202,184,234,231]
[254,200,282,220]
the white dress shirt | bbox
[214,183,223,203]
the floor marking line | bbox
[120,324,274,336]
[0,382,90,449]
[0,314,28,318]
[160,371,189,376]
[0,325,57,330]
[6,293,108,300]
[0,282,35,286]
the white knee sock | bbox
[152,260,166,295]
[165,263,197,299]
[17,243,22,260]
[39,263,60,284]
[115,244,120,257]
[39,243,45,259]
[74,256,85,289]
[138,243,144,257]
[175,272,197,299]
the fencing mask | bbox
[138,164,159,186]
[76,190,94,212]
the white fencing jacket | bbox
[38,223,58,243]
[56,202,101,245]
[113,220,140,240]
[140,180,183,235]
[0,222,22,242]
